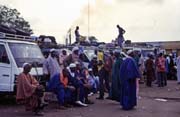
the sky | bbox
[0,0,180,43]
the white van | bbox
[0,32,44,94]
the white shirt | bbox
[44,55,60,78]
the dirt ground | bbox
[1,80,180,117]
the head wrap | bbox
[22,63,30,68]
[69,63,76,68]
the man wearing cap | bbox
[119,50,140,110]
[43,48,60,79]
[67,63,87,107]
[16,63,45,115]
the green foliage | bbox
[0,5,33,34]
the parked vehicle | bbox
[0,32,45,94]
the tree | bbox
[0,5,33,34]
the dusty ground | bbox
[1,80,180,117]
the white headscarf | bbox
[127,50,133,55]
[22,63,30,68]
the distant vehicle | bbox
[38,35,58,49]
[0,32,44,95]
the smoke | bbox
[72,0,180,42]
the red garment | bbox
[104,56,113,72]
[16,73,39,111]
[157,56,166,72]
[145,58,155,81]
[60,74,68,87]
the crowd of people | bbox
[16,45,180,115]
[143,52,179,87]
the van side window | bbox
[0,45,10,64]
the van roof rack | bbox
[0,32,34,42]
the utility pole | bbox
[87,0,90,41]
[69,28,71,45]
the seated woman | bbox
[16,63,45,116]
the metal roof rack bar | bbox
[0,32,34,42]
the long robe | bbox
[177,56,180,83]
[145,58,155,86]
[119,57,140,110]
[16,73,39,111]
[109,57,123,102]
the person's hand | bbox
[37,85,44,90]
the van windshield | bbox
[8,43,44,67]
[84,49,95,61]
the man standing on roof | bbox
[116,25,125,48]
[75,26,80,44]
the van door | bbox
[0,43,11,92]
